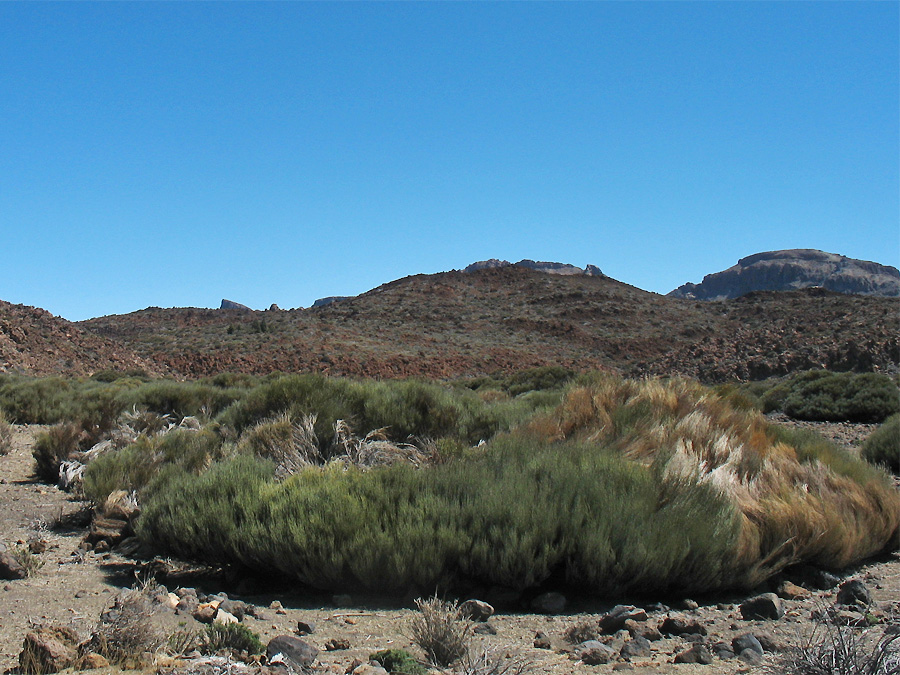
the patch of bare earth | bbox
[1,422,897,675]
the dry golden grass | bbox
[536,376,900,583]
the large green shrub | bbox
[862,414,899,473]
[761,370,899,423]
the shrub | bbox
[410,596,471,667]
[0,376,72,424]
[203,623,264,655]
[83,427,226,503]
[32,423,83,483]
[126,380,240,421]
[90,586,164,666]
[369,648,428,675]
[0,411,12,455]
[862,414,900,473]
[11,545,44,577]
[457,648,535,675]
[762,370,899,423]
[774,616,900,675]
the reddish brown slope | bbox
[0,300,165,377]
[79,267,899,382]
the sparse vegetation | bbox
[774,616,900,675]
[89,585,165,666]
[32,423,83,483]
[409,596,472,667]
[203,622,264,656]
[11,545,44,577]
[369,648,428,675]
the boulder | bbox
[193,605,217,624]
[266,636,318,672]
[459,599,494,622]
[19,626,80,674]
[214,609,239,625]
[219,599,248,621]
[740,593,784,620]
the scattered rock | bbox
[266,635,318,672]
[214,609,239,625]
[530,591,566,614]
[659,615,708,636]
[473,622,497,635]
[599,605,648,634]
[577,640,617,665]
[193,605,217,624]
[836,579,873,608]
[324,638,350,651]
[712,641,736,660]
[220,599,249,621]
[732,633,764,656]
[777,580,811,600]
[296,620,315,635]
[19,625,80,674]
[0,543,26,580]
[624,620,662,641]
[679,599,699,611]
[738,648,765,665]
[740,593,784,620]
[459,599,494,622]
[533,631,552,650]
[619,636,652,659]
[673,644,714,665]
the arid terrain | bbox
[74,268,898,383]
[2,419,897,675]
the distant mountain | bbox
[220,299,252,311]
[465,259,604,276]
[669,250,900,300]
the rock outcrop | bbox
[464,259,604,276]
[669,249,900,300]
[220,299,252,311]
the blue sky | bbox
[1,2,897,321]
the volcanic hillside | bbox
[0,300,165,377]
[78,266,899,382]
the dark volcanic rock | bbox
[669,249,900,300]
[220,299,252,311]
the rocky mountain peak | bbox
[464,259,604,276]
[669,249,900,300]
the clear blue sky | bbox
[1,2,897,321]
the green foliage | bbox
[32,423,83,482]
[203,623,264,655]
[11,545,44,577]
[761,370,899,423]
[125,380,240,421]
[0,410,11,455]
[0,376,73,424]
[370,649,428,675]
[862,414,900,473]
[138,434,740,595]
[83,428,226,502]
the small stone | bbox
[578,641,616,665]
[533,631,553,650]
[269,600,283,610]
[732,633,764,656]
[296,620,316,635]
[673,644,714,665]
[659,615,707,636]
[193,605,217,623]
[680,599,699,611]
[836,579,872,608]
[74,590,88,599]
[266,635,318,670]
[624,619,662,641]
[599,605,648,634]
[214,609,239,624]
[738,648,764,665]
[324,638,350,651]
[459,599,494,622]
[619,636,651,659]
[740,593,784,620]
[777,580,811,600]
[474,622,497,635]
